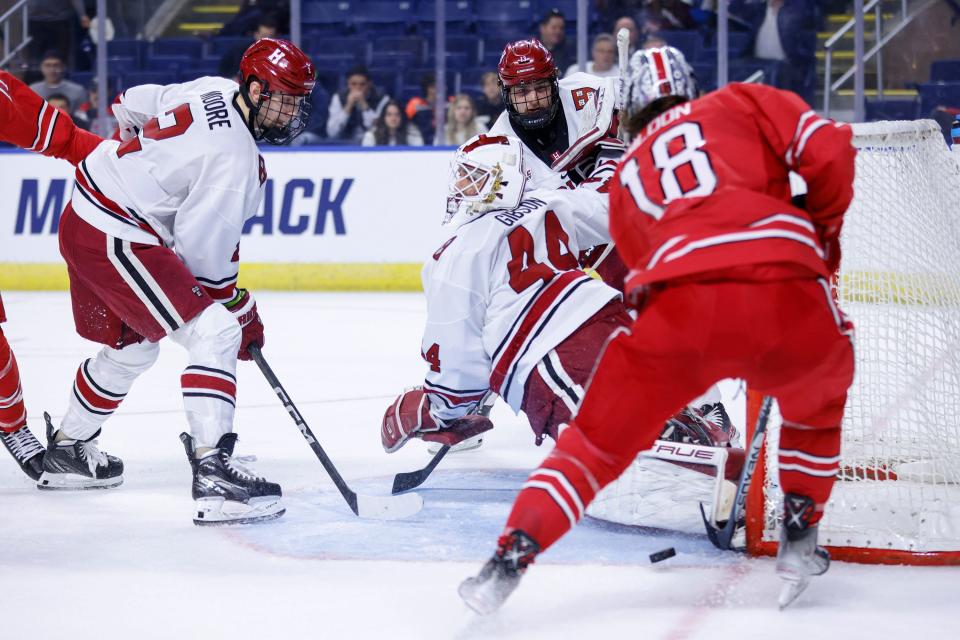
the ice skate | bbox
[459,530,539,615]
[37,412,123,490]
[776,493,830,610]
[181,431,284,526]
[0,424,45,480]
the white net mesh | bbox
[760,120,960,554]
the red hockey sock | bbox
[777,423,842,525]
[505,424,631,551]
[0,329,27,433]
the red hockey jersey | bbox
[0,71,102,166]
[609,83,856,292]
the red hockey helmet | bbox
[498,39,560,130]
[239,38,316,144]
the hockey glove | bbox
[381,387,494,453]
[550,78,619,172]
[226,288,264,361]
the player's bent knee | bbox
[170,303,241,357]
[102,340,160,372]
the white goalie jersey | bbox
[488,72,618,190]
[421,186,620,423]
[70,76,265,302]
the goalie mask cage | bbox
[746,120,960,565]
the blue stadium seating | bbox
[930,60,960,83]
[205,36,251,57]
[377,36,428,62]
[145,55,192,73]
[351,1,416,34]
[415,0,474,35]
[474,0,535,31]
[662,30,704,62]
[918,82,960,113]
[107,39,147,65]
[105,56,139,75]
[305,34,369,61]
[302,1,354,30]
[433,35,481,66]
[370,50,419,68]
[151,38,204,59]
[122,71,177,87]
[866,98,921,121]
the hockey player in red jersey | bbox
[460,48,856,613]
[36,39,315,525]
[0,71,103,479]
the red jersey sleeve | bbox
[0,71,103,166]
[726,83,856,241]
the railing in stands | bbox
[823,0,938,117]
[0,0,30,68]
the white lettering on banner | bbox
[1,149,453,263]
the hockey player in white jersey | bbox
[380,134,632,453]
[40,38,315,525]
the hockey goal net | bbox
[587,120,960,564]
[747,120,960,564]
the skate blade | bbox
[458,578,501,616]
[37,472,123,490]
[428,435,483,455]
[192,496,285,526]
[778,576,810,610]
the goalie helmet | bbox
[498,39,560,130]
[239,38,316,145]
[444,134,528,226]
[623,46,698,116]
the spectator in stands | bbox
[614,16,640,57]
[565,33,620,78]
[218,14,279,81]
[327,67,390,143]
[406,73,437,143]
[30,50,87,107]
[639,1,697,34]
[27,0,89,66]
[219,0,290,37]
[730,0,818,104]
[475,71,505,130]
[537,9,571,72]
[46,93,71,115]
[362,101,423,147]
[444,94,486,146]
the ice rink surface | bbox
[0,292,955,640]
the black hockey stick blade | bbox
[392,445,450,494]
[701,395,774,550]
[249,345,422,520]
[390,391,496,495]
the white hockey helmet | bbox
[623,46,698,115]
[444,134,528,225]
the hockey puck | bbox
[649,547,676,563]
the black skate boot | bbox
[776,493,830,609]
[38,412,123,490]
[459,530,540,615]
[181,431,284,526]
[1,424,45,480]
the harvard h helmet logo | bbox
[267,48,286,65]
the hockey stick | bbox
[616,27,630,139]
[699,395,773,550]
[391,390,497,494]
[249,345,423,520]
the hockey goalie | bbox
[380,135,741,518]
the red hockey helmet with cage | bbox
[498,39,560,130]
[238,38,316,144]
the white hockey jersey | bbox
[70,77,265,302]
[421,186,620,423]
[489,72,617,190]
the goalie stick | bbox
[249,345,423,520]
[616,27,630,139]
[391,390,497,494]
[699,395,773,550]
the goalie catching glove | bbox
[382,387,494,453]
[226,288,264,361]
